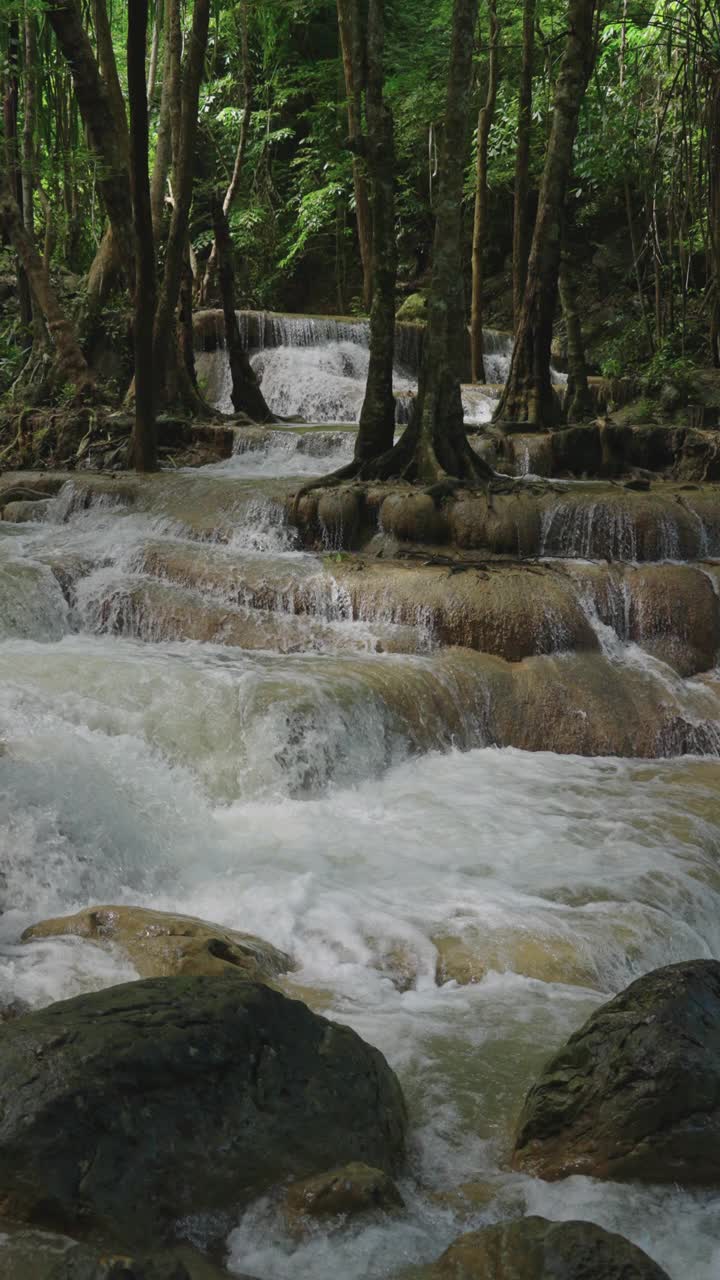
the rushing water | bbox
[1,438,720,1278]
[193,312,564,425]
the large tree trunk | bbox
[559,253,593,422]
[0,174,92,393]
[470,0,499,384]
[21,9,37,242]
[150,0,181,241]
[200,0,252,303]
[127,0,158,472]
[212,199,274,421]
[494,0,598,430]
[152,0,211,405]
[337,0,373,312]
[512,0,536,330]
[46,0,133,271]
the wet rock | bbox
[22,905,293,983]
[406,1216,669,1279]
[433,930,599,990]
[1,498,51,523]
[317,489,361,547]
[625,564,719,677]
[512,960,720,1184]
[0,975,406,1243]
[284,1162,403,1230]
[379,493,448,545]
[0,1221,238,1279]
[0,997,31,1023]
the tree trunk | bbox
[92,0,129,153]
[4,16,32,330]
[354,0,397,464]
[512,0,535,329]
[470,0,499,384]
[212,198,274,421]
[337,0,373,311]
[147,0,163,105]
[127,0,158,472]
[200,0,252,304]
[46,0,133,270]
[22,8,37,241]
[351,0,494,484]
[0,174,92,393]
[708,68,720,367]
[152,0,211,406]
[150,0,181,241]
[559,254,593,422]
[493,0,598,431]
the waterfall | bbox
[193,310,546,425]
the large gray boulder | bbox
[513,959,720,1183]
[0,975,406,1244]
[405,1217,669,1280]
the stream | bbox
[1,329,720,1277]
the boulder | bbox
[512,960,720,1183]
[1,498,51,523]
[0,1221,239,1279]
[22,905,293,984]
[284,1161,403,1231]
[0,975,406,1243]
[433,930,599,990]
[406,1216,669,1279]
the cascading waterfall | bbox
[194,310,566,426]
[2,452,720,1280]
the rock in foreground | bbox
[284,1161,403,1231]
[406,1217,669,1279]
[22,904,293,983]
[0,1221,238,1279]
[513,959,720,1183]
[0,975,406,1243]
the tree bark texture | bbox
[337,0,373,311]
[127,0,158,472]
[708,68,720,368]
[0,174,92,391]
[4,17,32,329]
[494,0,598,430]
[150,0,181,241]
[354,0,397,464]
[470,0,499,383]
[46,0,133,270]
[512,0,535,329]
[152,0,211,405]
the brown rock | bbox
[284,1161,403,1231]
[22,905,293,984]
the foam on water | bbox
[2,487,720,1278]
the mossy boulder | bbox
[284,1161,403,1232]
[0,975,407,1244]
[405,1217,669,1279]
[513,960,720,1184]
[0,1221,240,1279]
[22,905,293,983]
[396,293,428,323]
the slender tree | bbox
[559,252,593,421]
[494,0,599,430]
[150,0,181,241]
[337,0,373,311]
[152,0,211,404]
[127,0,158,471]
[470,0,499,383]
[512,0,536,329]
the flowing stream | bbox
[193,311,565,425]
[2,427,720,1278]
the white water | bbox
[1,448,720,1278]
[194,313,564,426]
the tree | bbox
[212,196,274,421]
[337,0,373,312]
[512,0,536,330]
[127,0,157,471]
[470,0,499,384]
[494,0,599,430]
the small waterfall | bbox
[193,310,567,426]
